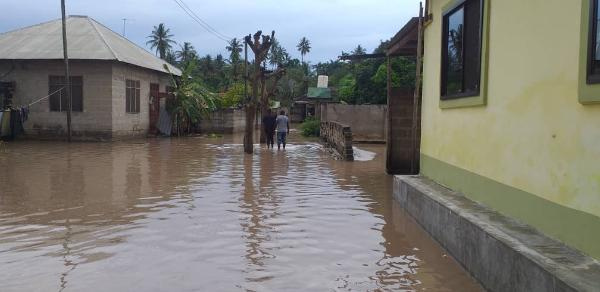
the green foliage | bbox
[165,62,217,135]
[150,24,415,110]
[338,74,356,104]
[300,117,320,137]
[297,37,311,63]
[146,23,176,59]
[372,57,416,89]
[220,82,245,108]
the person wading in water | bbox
[275,110,290,150]
[262,109,277,149]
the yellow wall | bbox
[421,0,600,220]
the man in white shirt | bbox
[275,110,290,150]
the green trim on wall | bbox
[421,153,600,260]
[578,0,600,104]
[439,0,490,109]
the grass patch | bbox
[300,117,320,137]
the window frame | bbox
[578,0,600,104]
[440,0,484,100]
[48,75,83,112]
[438,0,489,109]
[587,0,600,84]
[125,79,141,114]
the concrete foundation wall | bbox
[394,175,600,292]
[0,60,113,139]
[320,103,386,142]
[320,121,354,160]
[198,108,246,134]
[111,63,172,138]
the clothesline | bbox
[13,87,64,108]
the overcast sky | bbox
[0,0,420,63]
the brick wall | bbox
[320,121,354,161]
[386,88,420,174]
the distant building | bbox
[291,87,335,122]
[0,16,181,140]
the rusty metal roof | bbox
[0,16,181,76]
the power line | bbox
[177,0,232,40]
[171,0,231,43]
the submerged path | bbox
[0,134,482,291]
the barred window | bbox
[49,76,83,112]
[126,79,140,113]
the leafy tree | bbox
[164,62,217,135]
[352,44,367,55]
[176,42,197,65]
[372,57,416,89]
[297,37,311,64]
[338,74,356,104]
[220,82,245,108]
[147,23,176,59]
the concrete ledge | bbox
[393,175,600,292]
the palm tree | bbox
[296,37,311,64]
[146,23,176,59]
[268,38,289,69]
[226,38,243,80]
[176,42,197,65]
[165,50,177,65]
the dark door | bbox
[149,83,160,134]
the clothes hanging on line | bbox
[0,110,11,138]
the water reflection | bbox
[0,137,481,291]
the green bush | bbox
[300,117,320,137]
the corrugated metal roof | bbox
[307,87,331,99]
[0,16,181,76]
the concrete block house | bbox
[0,16,181,140]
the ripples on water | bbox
[0,136,481,291]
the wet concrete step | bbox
[393,175,600,292]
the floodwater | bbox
[0,132,482,291]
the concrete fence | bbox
[320,121,354,161]
[197,108,246,134]
[319,103,387,142]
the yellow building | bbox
[420,0,600,259]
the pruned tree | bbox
[243,30,275,154]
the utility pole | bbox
[122,18,127,37]
[61,0,72,142]
[244,35,248,103]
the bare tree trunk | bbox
[243,30,275,154]
[259,75,267,144]
[244,103,256,153]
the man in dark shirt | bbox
[262,109,277,149]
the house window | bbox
[49,76,83,112]
[588,0,600,83]
[126,79,140,113]
[441,0,483,99]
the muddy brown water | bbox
[0,133,482,291]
